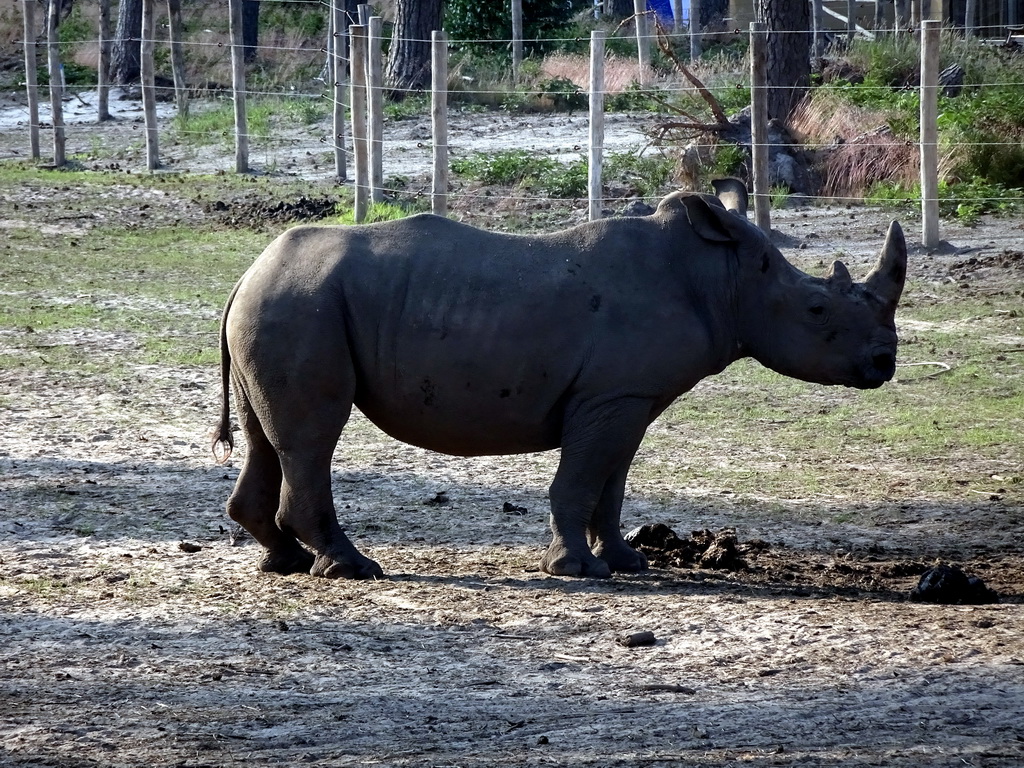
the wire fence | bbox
[5,0,1024,235]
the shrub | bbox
[445,0,586,58]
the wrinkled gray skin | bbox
[214,191,907,580]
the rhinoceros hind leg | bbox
[540,543,612,579]
[227,384,315,575]
[275,443,385,580]
[259,548,315,576]
[589,460,648,573]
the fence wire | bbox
[6,1,1024,224]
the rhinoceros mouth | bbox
[858,348,897,388]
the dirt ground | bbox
[2,95,1024,767]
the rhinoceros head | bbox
[680,194,907,389]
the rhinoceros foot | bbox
[259,547,316,576]
[541,544,612,579]
[593,541,649,573]
[311,552,385,580]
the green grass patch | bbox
[451,149,589,198]
[627,281,1024,507]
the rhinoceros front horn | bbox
[863,220,907,309]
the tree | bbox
[385,0,444,94]
[110,0,142,85]
[242,0,260,63]
[758,0,810,122]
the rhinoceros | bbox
[213,190,906,580]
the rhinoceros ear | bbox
[863,220,907,308]
[826,260,853,290]
[679,194,744,243]
[711,177,749,218]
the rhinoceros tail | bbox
[211,281,240,464]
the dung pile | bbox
[624,524,769,571]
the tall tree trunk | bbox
[605,0,635,16]
[758,0,810,122]
[242,0,260,63]
[111,0,143,85]
[385,0,443,94]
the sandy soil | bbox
[2,97,1024,767]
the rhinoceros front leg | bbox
[541,397,652,578]
[589,459,649,573]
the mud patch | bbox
[200,194,342,229]
[949,249,1024,276]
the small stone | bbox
[618,630,657,648]
[909,564,998,604]
[178,541,202,553]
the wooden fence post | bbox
[847,0,856,41]
[812,0,824,58]
[331,0,347,182]
[97,0,111,122]
[368,15,384,202]
[350,24,369,222]
[228,0,249,173]
[431,30,448,217]
[672,0,683,32]
[141,0,159,170]
[167,0,189,119]
[920,19,940,248]
[511,0,523,81]
[21,0,40,158]
[588,30,606,222]
[633,0,650,86]
[45,0,65,167]
[749,22,770,234]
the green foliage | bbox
[827,34,1024,194]
[57,6,93,50]
[710,142,747,178]
[536,77,587,111]
[865,178,1021,224]
[445,0,584,58]
[450,148,674,199]
[383,94,430,120]
[606,83,662,112]
[770,185,790,209]
[451,150,588,197]
[333,202,416,225]
[260,4,325,38]
[172,98,292,146]
[280,96,329,126]
[452,149,554,186]
[604,150,674,198]
[844,33,921,89]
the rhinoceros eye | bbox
[806,299,830,324]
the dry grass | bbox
[790,95,917,197]
[541,52,653,93]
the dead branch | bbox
[653,19,730,126]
